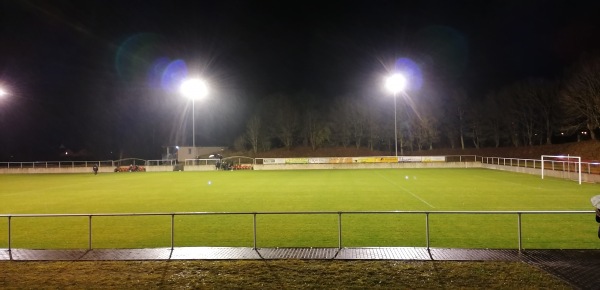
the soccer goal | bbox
[541,155,581,184]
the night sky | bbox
[1,0,599,161]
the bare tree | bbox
[465,99,486,149]
[482,91,505,147]
[410,95,440,150]
[442,89,468,149]
[533,79,560,145]
[348,99,367,149]
[233,135,247,152]
[330,97,353,148]
[513,81,538,146]
[273,96,299,150]
[304,108,330,151]
[560,55,600,140]
[365,102,382,151]
[496,86,521,147]
[245,115,261,154]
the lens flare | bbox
[161,59,188,92]
[115,33,162,81]
[394,57,423,91]
[147,57,171,89]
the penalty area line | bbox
[375,172,436,208]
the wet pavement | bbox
[1,247,599,289]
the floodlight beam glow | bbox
[385,73,407,94]
[180,78,208,100]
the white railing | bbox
[1,156,600,177]
[481,156,600,175]
[0,160,114,169]
[145,160,177,166]
[184,159,218,166]
[1,210,593,252]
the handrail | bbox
[0,160,114,169]
[2,155,600,176]
[1,210,594,252]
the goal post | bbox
[541,155,581,184]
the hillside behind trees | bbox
[245,140,600,161]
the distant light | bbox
[175,146,179,150]
[180,78,208,100]
[65,152,68,155]
[385,73,407,94]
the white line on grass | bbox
[375,172,436,208]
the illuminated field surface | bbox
[0,169,597,249]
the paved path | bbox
[2,247,599,289]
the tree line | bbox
[235,54,600,154]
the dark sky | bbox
[1,0,599,160]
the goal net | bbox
[541,155,581,184]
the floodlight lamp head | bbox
[180,78,208,100]
[385,73,407,94]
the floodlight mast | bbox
[180,78,208,152]
[385,73,407,156]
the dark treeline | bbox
[235,54,600,155]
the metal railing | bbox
[444,155,479,162]
[481,156,600,175]
[145,160,177,166]
[1,210,593,251]
[184,159,218,166]
[2,155,599,175]
[0,160,114,169]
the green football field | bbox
[0,168,598,249]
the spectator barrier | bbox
[0,210,593,251]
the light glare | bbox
[385,74,407,94]
[180,78,208,100]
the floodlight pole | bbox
[180,78,208,155]
[393,93,398,157]
[192,99,195,149]
[385,73,407,157]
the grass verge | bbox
[0,260,570,289]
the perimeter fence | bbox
[0,210,594,251]
[0,155,597,175]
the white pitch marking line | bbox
[376,172,436,208]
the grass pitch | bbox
[0,168,598,249]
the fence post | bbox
[338,212,342,249]
[253,213,257,250]
[425,212,430,250]
[517,213,522,251]
[88,215,93,250]
[171,214,175,250]
[7,216,11,252]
